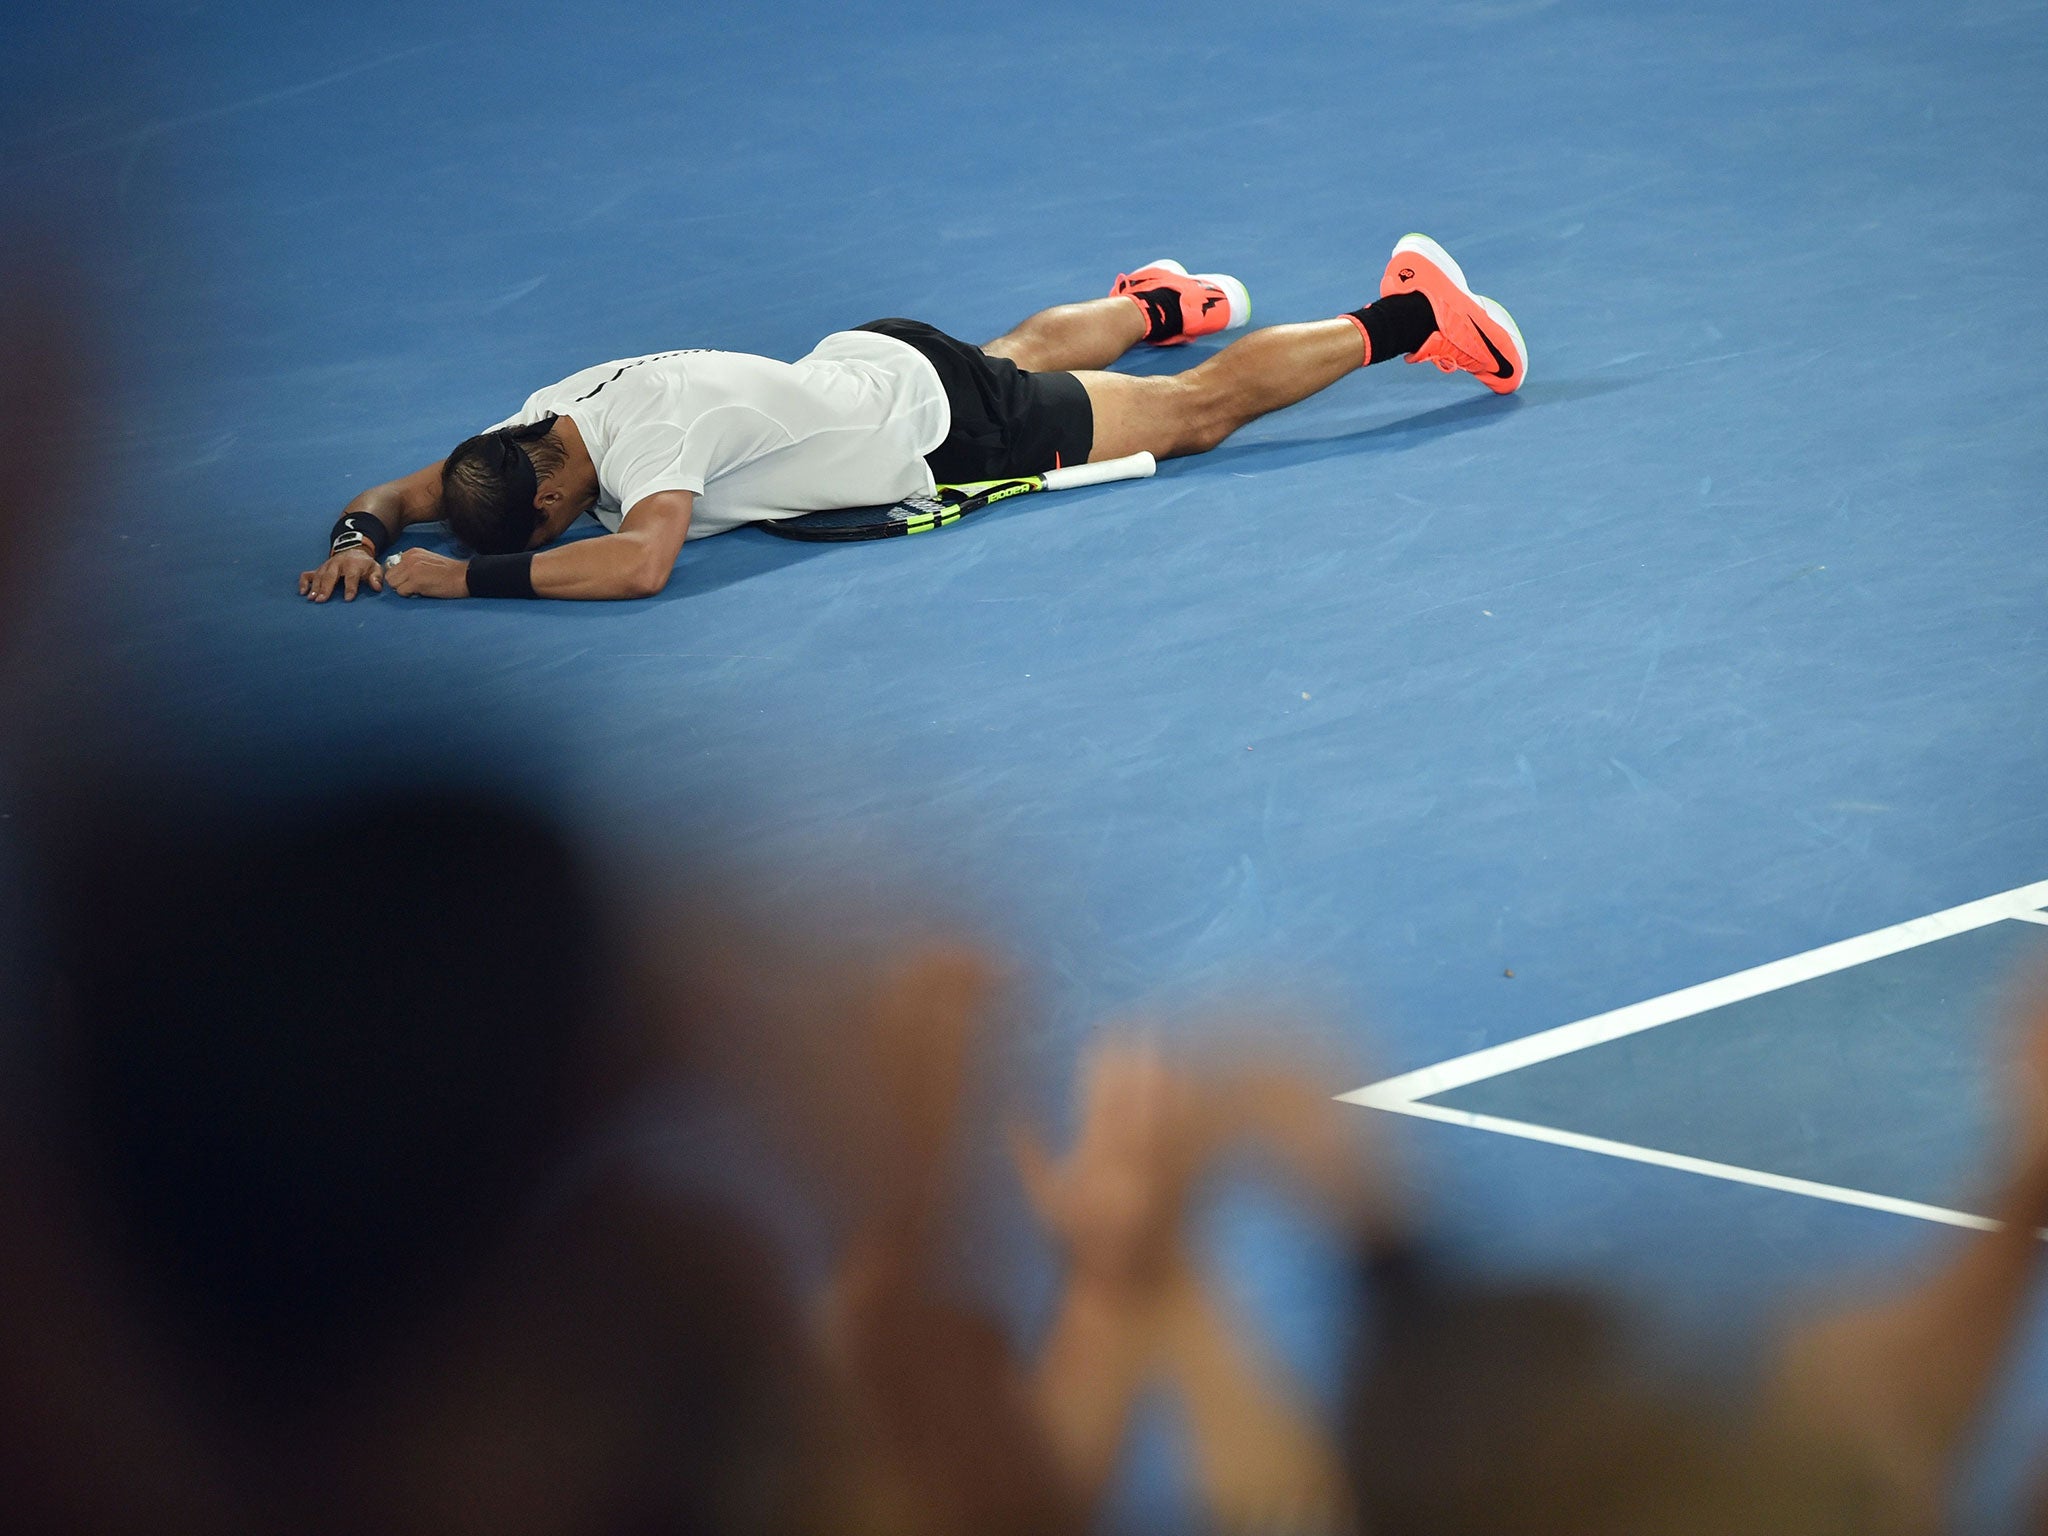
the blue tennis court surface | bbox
[10,0,2048,1525]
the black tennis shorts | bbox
[855,317,1094,484]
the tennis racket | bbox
[760,451,1157,542]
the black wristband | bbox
[465,551,538,599]
[329,511,394,556]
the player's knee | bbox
[1176,401,1238,456]
[1137,379,1221,458]
[1173,375,1252,456]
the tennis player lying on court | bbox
[300,234,1525,602]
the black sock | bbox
[1128,284,1185,343]
[1348,291,1436,363]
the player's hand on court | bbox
[382,548,469,599]
[299,546,384,603]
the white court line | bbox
[1347,879,2048,1108]
[1336,879,2048,1229]
[1357,1099,2003,1233]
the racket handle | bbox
[1040,451,1157,492]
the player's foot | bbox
[1378,234,1526,394]
[1110,259,1251,347]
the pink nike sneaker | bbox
[1110,259,1251,346]
[1379,234,1527,394]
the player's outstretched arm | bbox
[386,489,694,602]
[300,460,447,603]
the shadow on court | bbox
[1198,374,1637,475]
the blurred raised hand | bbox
[1767,974,2048,1533]
[1016,1032,1395,1533]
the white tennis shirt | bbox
[486,330,949,539]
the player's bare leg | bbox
[1079,234,1527,464]
[985,261,1249,373]
[984,297,1149,373]
[1079,320,1371,460]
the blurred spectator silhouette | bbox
[3,778,838,1534]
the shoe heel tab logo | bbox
[1397,266,1416,282]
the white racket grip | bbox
[1040,451,1156,492]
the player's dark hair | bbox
[440,415,566,555]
